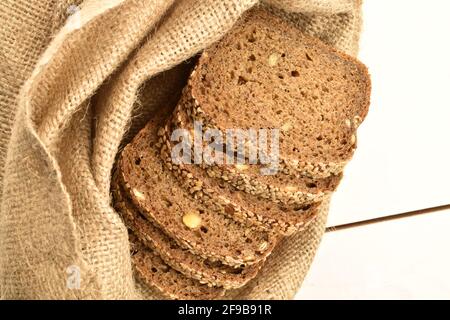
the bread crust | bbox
[112,176,263,289]
[117,109,278,267]
[130,236,225,300]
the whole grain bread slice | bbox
[159,114,323,236]
[129,234,225,300]
[112,174,262,289]
[164,98,342,206]
[117,109,278,267]
[186,8,371,178]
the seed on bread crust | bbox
[268,53,279,66]
[132,189,146,201]
[258,241,269,252]
[235,164,249,171]
[281,122,293,132]
[283,186,298,192]
[350,134,356,145]
[353,115,363,127]
[182,211,202,229]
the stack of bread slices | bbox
[111,9,371,299]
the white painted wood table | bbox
[295,0,450,299]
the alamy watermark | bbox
[170,121,280,175]
[66,265,81,290]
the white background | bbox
[295,0,450,299]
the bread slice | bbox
[129,234,225,300]
[165,97,342,206]
[159,111,323,235]
[117,109,278,267]
[186,9,371,178]
[112,174,262,289]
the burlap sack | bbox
[0,0,363,299]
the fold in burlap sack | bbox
[0,0,362,299]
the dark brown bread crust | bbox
[112,175,262,289]
[130,235,225,300]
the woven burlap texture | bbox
[0,0,362,299]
